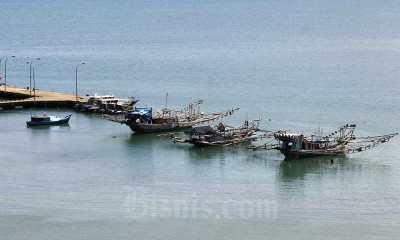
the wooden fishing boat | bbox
[251,124,398,159]
[27,114,71,126]
[124,100,238,134]
[161,119,264,147]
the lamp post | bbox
[26,58,40,96]
[0,56,5,85]
[32,67,36,104]
[4,56,15,94]
[75,63,85,102]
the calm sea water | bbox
[1,0,400,239]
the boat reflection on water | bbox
[279,156,338,182]
[26,124,71,130]
[185,146,232,162]
[127,132,164,147]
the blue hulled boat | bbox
[27,114,72,127]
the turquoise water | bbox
[1,0,400,239]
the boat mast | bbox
[189,98,193,116]
[165,93,168,110]
[33,68,36,115]
[164,93,168,118]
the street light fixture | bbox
[75,62,85,102]
[26,58,40,96]
[4,56,15,94]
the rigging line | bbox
[261,138,277,145]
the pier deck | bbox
[0,85,85,109]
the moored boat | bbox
[274,132,348,159]
[163,120,262,147]
[27,114,72,126]
[74,92,138,113]
[124,108,184,133]
[124,100,238,134]
[251,124,398,159]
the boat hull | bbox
[279,149,345,159]
[126,122,192,134]
[190,136,257,147]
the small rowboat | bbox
[27,114,72,127]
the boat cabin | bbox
[30,115,51,122]
[191,126,216,135]
[275,133,330,151]
[188,126,225,142]
[87,95,118,105]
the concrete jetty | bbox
[0,85,86,109]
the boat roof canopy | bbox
[192,126,216,135]
[127,108,151,115]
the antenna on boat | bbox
[189,97,193,115]
[162,93,169,118]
